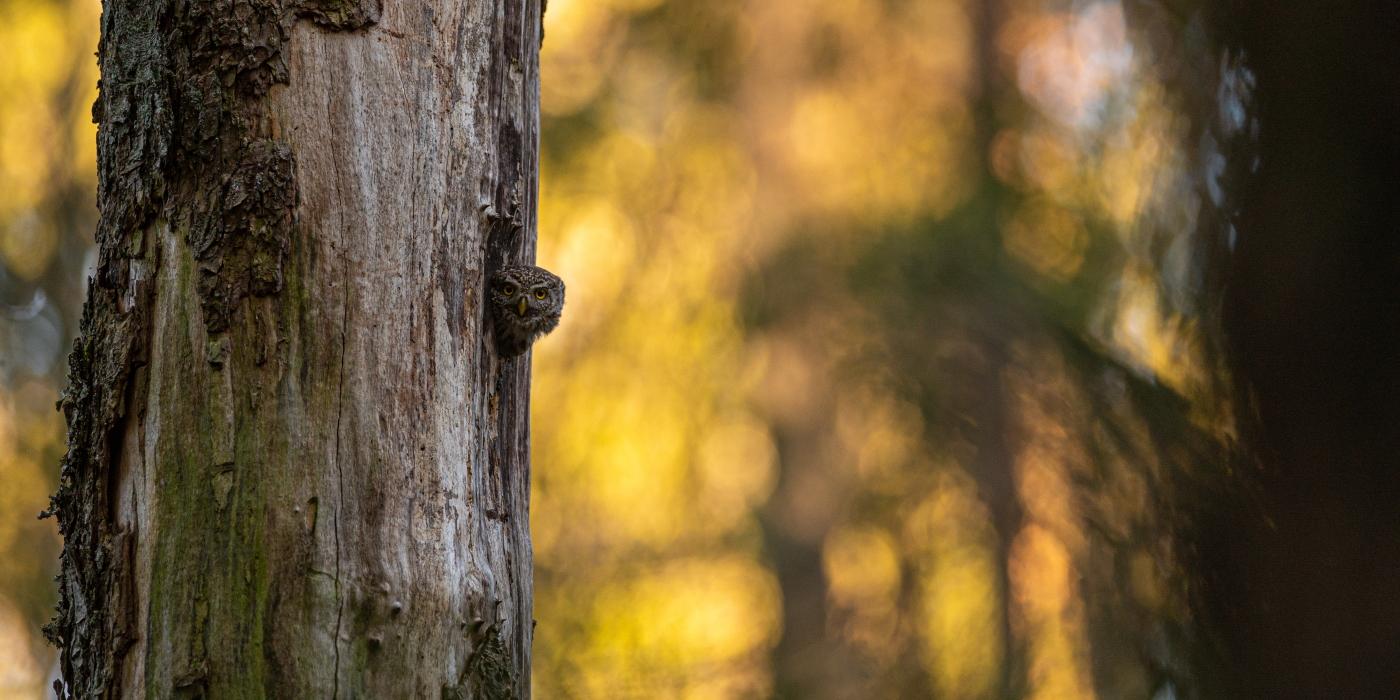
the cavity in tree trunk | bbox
[43,0,543,696]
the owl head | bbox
[488,264,565,357]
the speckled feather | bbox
[488,265,565,357]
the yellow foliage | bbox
[906,471,1004,699]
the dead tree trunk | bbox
[44,0,542,696]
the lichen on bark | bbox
[443,602,519,700]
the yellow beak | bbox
[517,298,528,317]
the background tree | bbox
[39,0,545,696]
[1208,1,1400,695]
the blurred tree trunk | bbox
[43,0,543,697]
[1207,2,1400,696]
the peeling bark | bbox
[45,0,543,696]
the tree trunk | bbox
[44,0,542,696]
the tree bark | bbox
[44,0,542,696]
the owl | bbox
[488,264,566,358]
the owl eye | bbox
[499,284,516,296]
[533,288,548,300]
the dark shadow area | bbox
[1209,2,1400,696]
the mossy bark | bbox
[45,0,543,697]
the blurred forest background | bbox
[2,0,1396,698]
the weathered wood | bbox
[45,0,542,696]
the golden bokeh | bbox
[531,0,1230,694]
[907,471,1004,699]
[0,0,99,694]
[3,0,1241,696]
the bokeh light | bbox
[1,0,99,694]
[3,0,1251,696]
[532,0,1241,695]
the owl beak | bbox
[517,298,528,317]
